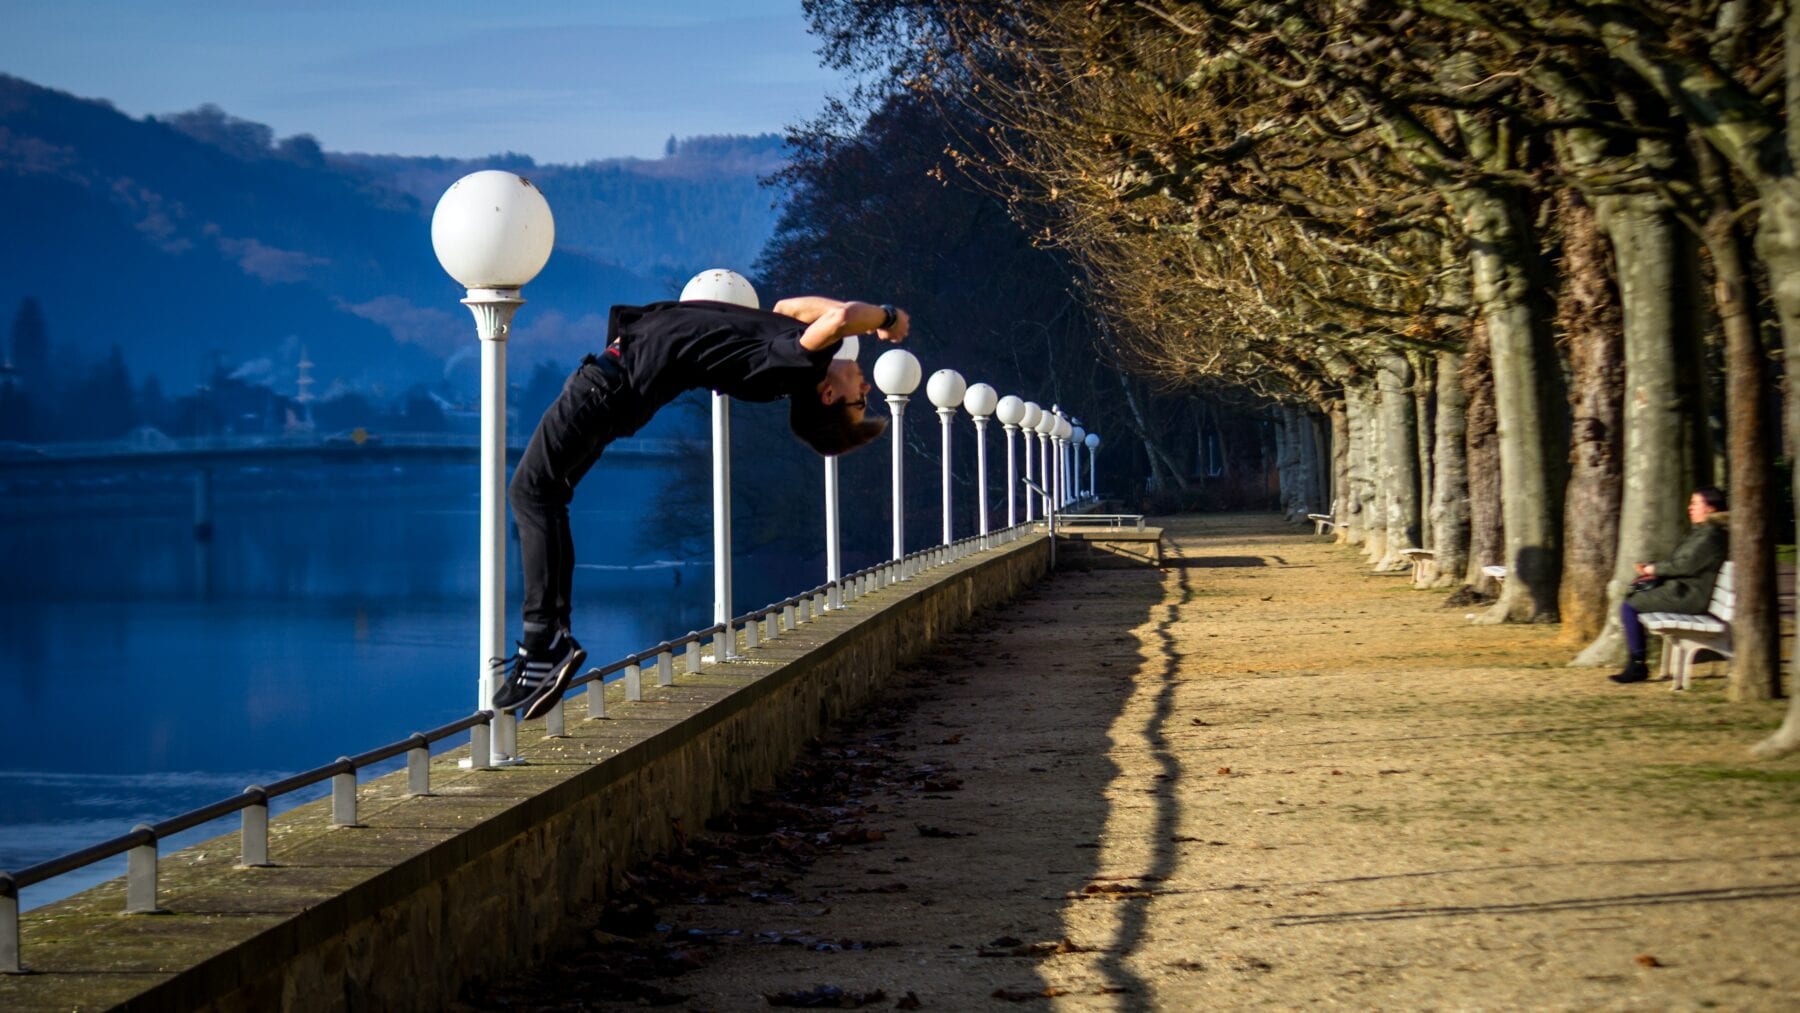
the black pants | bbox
[509,353,631,636]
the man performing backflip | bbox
[494,294,911,718]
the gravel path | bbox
[461,513,1800,1011]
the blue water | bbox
[0,460,801,909]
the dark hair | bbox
[789,394,887,457]
[1693,485,1728,511]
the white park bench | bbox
[1307,513,1337,536]
[1400,548,1434,583]
[1640,561,1735,691]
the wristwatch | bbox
[879,304,898,329]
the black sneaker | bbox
[492,629,587,719]
[1608,658,1650,684]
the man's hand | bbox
[877,306,910,343]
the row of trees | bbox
[639,76,1284,566]
[795,1,1798,754]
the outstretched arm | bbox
[773,296,910,351]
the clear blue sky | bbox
[1,0,846,164]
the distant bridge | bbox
[0,432,700,476]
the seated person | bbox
[1611,486,1729,684]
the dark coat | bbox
[1625,513,1730,614]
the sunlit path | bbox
[479,513,1800,1010]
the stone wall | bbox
[2,535,1049,1013]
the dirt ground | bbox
[460,513,1800,1011]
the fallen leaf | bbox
[1635,954,1663,968]
[1217,767,1232,776]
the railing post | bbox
[626,660,643,702]
[684,639,702,675]
[713,627,731,663]
[407,736,432,796]
[765,610,780,640]
[126,825,159,914]
[470,717,492,771]
[783,602,796,630]
[657,648,674,687]
[1,873,18,973]
[545,697,566,737]
[745,615,760,649]
[240,786,272,866]
[587,670,608,718]
[332,759,359,828]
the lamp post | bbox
[1034,409,1056,520]
[926,369,966,546]
[1085,431,1101,498]
[995,395,1025,528]
[1020,401,1042,521]
[1051,412,1065,507]
[823,335,858,607]
[430,170,554,769]
[874,348,921,567]
[679,269,760,657]
[964,383,997,542]
[1071,423,1086,503]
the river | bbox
[0,458,807,909]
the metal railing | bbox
[0,517,1050,974]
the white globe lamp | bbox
[680,268,759,308]
[996,394,1025,426]
[874,348,922,395]
[926,368,967,409]
[431,170,554,290]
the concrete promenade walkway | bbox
[467,513,1800,1010]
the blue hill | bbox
[0,74,784,401]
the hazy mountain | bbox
[0,74,786,400]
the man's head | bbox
[790,358,886,457]
[1690,486,1727,523]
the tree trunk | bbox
[1554,190,1625,646]
[1459,188,1568,623]
[1339,381,1369,546]
[1414,352,1437,566]
[1310,410,1331,519]
[1694,139,1781,700]
[1375,352,1421,571]
[1345,379,1383,554]
[1279,406,1310,521]
[1463,323,1505,592]
[1573,190,1705,665]
[1749,177,1800,756]
[1329,397,1351,540]
[1429,350,1471,587]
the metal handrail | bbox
[0,519,1040,972]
